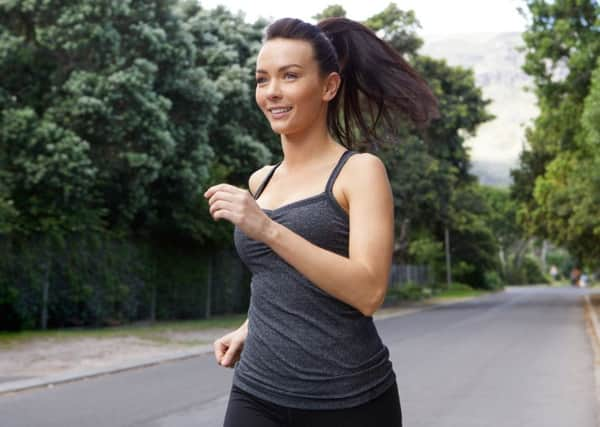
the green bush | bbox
[506,256,549,285]
[522,256,549,284]
[483,270,504,290]
[445,282,474,292]
[386,282,428,302]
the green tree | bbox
[0,108,100,234]
[511,0,600,263]
[480,186,522,265]
[0,0,217,238]
[384,55,494,274]
[531,56,600,264]
[313,4,347,20]
[380,136,453,260]
[363,2,423,56]
[447,185,501,288]
[415,56,494,181]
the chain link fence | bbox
[388,264,431,289]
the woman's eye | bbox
[256,77,267,84]
[284,72,297,80]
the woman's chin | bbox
[270,123,292,135]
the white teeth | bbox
[270,107,292,113]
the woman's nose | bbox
[265,80,282,99]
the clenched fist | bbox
[204,184,274,242]
[214,319,249,368]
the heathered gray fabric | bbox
[232,149,396,410]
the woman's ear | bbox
[322,72,341,102]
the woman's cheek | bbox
[255,89,265,111]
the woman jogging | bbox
[203,16,438,427]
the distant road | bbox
[1,286,598,427]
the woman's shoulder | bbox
[344,151,387,179]
[342,151,390,201]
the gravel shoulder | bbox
[0,328,233,380]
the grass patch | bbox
[386,282,496,304]
[432,287,488,299]
[431,283,490,299]
[0,313,247,349]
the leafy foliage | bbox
[511,0,600,267]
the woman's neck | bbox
[279,124,343,171]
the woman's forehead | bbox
[256,38,316,70]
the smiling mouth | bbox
[268,107,292,115]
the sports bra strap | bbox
[325,149,355,194]
[252,149,355,200]
[253,161,282,200]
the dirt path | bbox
[0,328,232,379]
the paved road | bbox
[1,286,598,427]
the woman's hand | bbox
[203,184,273,242]
[214,321,248,368]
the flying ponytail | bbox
[264,17,439,149]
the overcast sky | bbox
[198,0,528,35]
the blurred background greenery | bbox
[0,1,597,332]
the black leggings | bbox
[222,381,403,427]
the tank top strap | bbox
[253,161,282,200]
[325,149,355,194]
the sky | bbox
[198,0,528,35]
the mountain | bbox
[420,32,539,187]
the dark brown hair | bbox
[264,17,439,149]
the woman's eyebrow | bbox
[256,64,304,74]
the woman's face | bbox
[255,38,335,136]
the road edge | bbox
[583,294,600,426]
[0,346,213,396]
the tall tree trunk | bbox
[499,246,506,278]
[540,240,548,272]
[513,238,530,270]
[393,218,410,263]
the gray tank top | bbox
[232,149,396,410]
